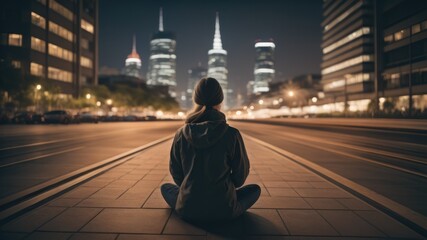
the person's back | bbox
[161,77,261,222]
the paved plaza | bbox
[0,137,423,239]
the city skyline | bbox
[99,0,323,94]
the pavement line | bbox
[0,134,173,223]
[0,147,84,168]
[272,131,427,179]
[243,133,427,236]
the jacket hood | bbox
[183,109,229,149]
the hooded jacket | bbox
[169,109,250,221]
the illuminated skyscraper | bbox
[146,8,177,97]
[253,40,275,94]
[186,63,207,109]
[208,13,228,108]
[123,35,142,79]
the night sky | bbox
[99,0,323,94]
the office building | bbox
[0,0,98,98]
[321,0,427,114]
[123,35,142,79]
[208,13,229,109]
[146,8,177,98]
[186,64,207,109]
[253,40,275,94]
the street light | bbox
[86,93,91,99]
[288,90,294,97]
[106,99,113,105]
[258,99,264,105]
[36,84,42,90]
[311,97,318,103]
[34,84,42,112]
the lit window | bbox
[49,0,73,21]
[394,28,409,41]
[31,12,46,29]
[322,55,373,75]
[323,27,370,54]
[8,34,22,46]
[48,66,72,82]
[412,24,421,34]
[11,60,21,69]
[48,43,73,62]
[80,56,93,68]
[31,37,46,52]
[81,19,94,34]
[324,1,363,32]
[30,62,44,76]
[49,21,73,42]
[384,34,393,43]
[81,38,89,49]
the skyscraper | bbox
[0,0,98,98]
[207,13,228,108]
[253,40,275,94]
[146,8,177,97]
[123,35,142,79]
[186,64,207,109]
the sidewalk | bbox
[0,137,423,239]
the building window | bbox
[49,0,73,21]
[31,12,46,29]
[49,21,73,42]
[322,55,373,75]
[8,34,22,46]
[48,66,72,82]
[394,28,410,41]
[421,20,427,31]
[31,37,46,52]
[384,34,393,43]
[30,62,44,76]
[48,43,73,62]
[323,27,371,54]
[80,56,93,68]
[81,38,89,50]
[412,24,421,35]
[81,19,94,34]
[11,60,21,69]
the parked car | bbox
[12,111,43,124]
[77,112,99,123]
[43,110,74,124]
[144,115,157,121]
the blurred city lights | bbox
[106,99,113,105]
[288,91,294,97]
[312,97,318,103]
[85,93,91,99]
[258,99,264,105]
[36,84,42,90]
[96,101,101,107]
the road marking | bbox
[271,131,427,179]
[244,134,427,236]
[0,147,84,168]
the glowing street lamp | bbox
[258,99,264,105]
[96,101,101,107]
[311,97,318,103]
[36,84,42,90]
[288,90,294,97]
[106,99,113,105]
[85,93,91,99]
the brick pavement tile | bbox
[355,211,423,239]
[127,169,149,176]
[119,174,145,180]
[39,207,102,232]
[267,188,300,197]
[252,196,311,209]
[24,232,72,240]
[89,187,128,199]
[309,181,336,189]
[1,206,65,232]
[243,209,289,235]
[163,212,206,235]
[337,198,374,211]
[47,198,82,207]
[143,174,167,181]
[304,198,346,210]
[259,174,284,181]
[294,188,352,198]
[262,181,291,188]
[107,179,139,188]
[0,232,27,240]
[80,179,114,188]
[77,198,145,208]
[143,194,170,208]
[133,180,161,189]
[279,210,338,236]
[318,210,385,237]
[82,208,171,234]
[118,187,153,200]
[61,187,100,199]
[69,233,117,240]
[118,234,206,240]
[286,182,313,188]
